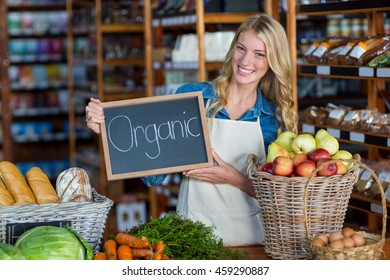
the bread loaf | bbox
[0,161,36,205]
[0,179,15,206]
[56,167,92,203]
[26,167,59,204]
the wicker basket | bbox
[247,154,360,260]
[305,159,387,260]
[0,188,113,253]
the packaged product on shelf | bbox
[315,106,331,126]
[300,105,318,124]
[369,168,390,198]
[355,168,373,193]
[327,104,351,127]
[304,37,349,64]
[359,110,382,132]
[339,109,375,131]
[368,49,390,67]
[369,113,390,135]
[345,35,390,66]
[328,40,358,65]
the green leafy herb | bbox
[128,212,248,260]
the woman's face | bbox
[232,29,269,86]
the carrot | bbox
[117,244,133,260]
[104,239,117,260]
[115,232,149,249]
[154,240,165,253]
[131,248,153,258]
[94,252,107,260]
[160,254,170,260]
[152,252,162,260]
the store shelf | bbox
[298,64,390,79]
[296,0,389,15]
[287,0,390,232]
[0,1,71,171]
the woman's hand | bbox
[183,150,256,197]
[85,97,105,134]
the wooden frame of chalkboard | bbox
[100,91,213,180]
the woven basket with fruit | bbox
[247,129,360,260]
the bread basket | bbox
[0,188,113,253]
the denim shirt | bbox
[141,81,279,187]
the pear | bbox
[266,142,289,163]
[275,131,297,152]
[332,150,353,170]
[315,129,339,156]
[291,133,317,155]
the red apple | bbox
[295,160,317,178]
[309,148,331,163]
[272,156,294,176]
[258,162,273,174]
[293,153,308,167]
[317,158,338,176]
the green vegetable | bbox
[15,226,93,260]
[0,242,25,260]
[128,213,248,260]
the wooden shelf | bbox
[99,23,144,33]
[298,64,390,80]
[296,0,389,16]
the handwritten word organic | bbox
[107,113,200,159]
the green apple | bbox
[266,142,289,163]
[331,150,353,170]
[315,129,339,156]
[291,133,316,155]
[275,131,297,152]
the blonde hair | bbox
[209,13,298,134]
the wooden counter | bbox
[235,238,390,260]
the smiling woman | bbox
[86,13,299,247]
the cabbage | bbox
[15,226,93,260]
[0,242,25,260]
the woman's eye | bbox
[256,52,265,57]
[236,45,245,51]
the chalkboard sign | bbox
[100,91,213,180]
[6,221,71,245]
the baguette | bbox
[0,178,15,206]
[26,167,59,204]
[0,161,36,205]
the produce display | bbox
[0,161,92,206]
[94,213,247,260]
[0,226,93,260]
[259,129,353,178]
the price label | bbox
[316,65,330,75]
[350,132,365,143]
[388,138,390,147]
[377,68,390,78]
[302,124,315,134]
[358,67,374,77]
[152,19,160,27]
[370,203,383,215]
[327,128,340,138]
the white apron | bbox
[177,115,266,246]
